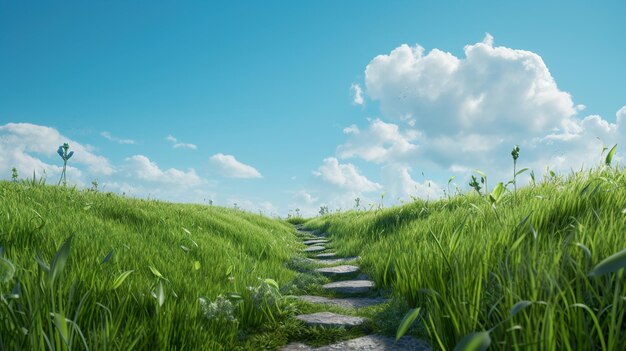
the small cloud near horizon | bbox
[209,153,262,179]
[165,135,197,150]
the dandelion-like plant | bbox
[469,175,482,195]
[11,167,18,182]
[510,145,528,204]
[56,143,74,186]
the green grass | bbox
[0,181,302,350]
[304,167,626,350]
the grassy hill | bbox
[3,166,626,350]
[303,167,626,350]
[0,180,301,350]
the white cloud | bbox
[381,164,442,201]
[313,157,381,192]
[343,124,360,135]
[227,198,279,216]
[337,118,419,163]
[101,131,135,144]
[293,190,318,204]
[364,35,576,136]
[125,155,204,186]
[209,153,262,179]
[0,123,114,183]
[165,135,197,150]
[0,123,220,207]
[350,83,364,105]
[617,106,626,125]
[333,36,626,198]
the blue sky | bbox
[1,1,625,216]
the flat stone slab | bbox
[315,265,360,276]
[281,335,430,351]
[297,295,388,309]
[303,239,329,245]
[315,252,337,259]
[295,312,367,328]
[323,280,375,294]
[281,343,312,351]
[308,257,359,265]
[304,245,326,253]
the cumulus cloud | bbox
[314,157,382,192]
[125,155,204,186]
[0,123,114,183]
[0,123,215,205]
[166,135,197,150]
[101,131,135,144]
[334,36,626,197]
[293,190,318,204]
[617,106,626,125]
[365,33,577,136]
[209,153,262,179]
[290,37,624,213]
[350,83,364,105]
[337,118,419,163]
[381,164,442,201]
[227,197,279,216]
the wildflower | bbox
[199,295,237,324]
[247,278,280,308]
[56,143,74,186]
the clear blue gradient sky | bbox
[1,1,625,216]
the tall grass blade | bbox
[35,253,51,273]
[149,266,164,279]
[0,257,15,283]
[52,312,70,348]
[49,236,73,286]
[515,168,529,176]
[453,331,491,351]
[112,270,134,289]
[101,249,114,264]
[489,182,505,204]
[264,278,279,290]
[396,307,421,341]
[157,281,165,307]
[605,144,617,166]
[588,248,626,277]
[509,300,532,318]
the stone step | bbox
[315,265,360,276]
[303,239,329,245]
[315,252,337,259]
[281,334,431,351]
[304,245,326,253]
[297,295,388,309]
[295,312,367,328]
[323,280,375,294]
[307,257,359,265]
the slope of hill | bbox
[0,181,300,350]
[304,167,626,350]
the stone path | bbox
[315,252,338,259]
[282,228,431,351]
[323,280,375,294]
[296,295,387,309]
[306,257,359,265]
[304,245,327,253]
[282,335,431,351]
[303,239,329,245]
[315,264,360,276]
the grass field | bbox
[0,180,302,350]
[304,166,626,350]
[3,164,626,350]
